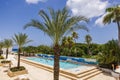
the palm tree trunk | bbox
[0,50,3,56]
[117,21,120,47]
[17,48,21,68]
[54,44,60,80]
[6,48,8,59]
[87,44,91,55]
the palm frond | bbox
[103,13,114,24]
[103,6,120,24]
[4,39,13,48]
[106,7,114,12]
[13,33,32,48]
[25,7,88,45]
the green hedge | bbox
[1,60,11,63]
[10,66,26,72]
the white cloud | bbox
[66,0,109,27]
[66,0,108,18]
[26,0,46,4]
[95,13,108,26]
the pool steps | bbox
[77,68,102,80]
[21,58,102,80]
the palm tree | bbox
[103,6,120,47]
[72,32,78,42]
[0,42,4,56]
[12,33,32,68]
[24,7,88,80]
[85,34,92,54]
[4,39,13,59]
[67,36,74,49]
[61,37,69,47]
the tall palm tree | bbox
[0,42,4,56]
[85,34,92,54]
[24,7,88,80]
[103,6,120,47]
[4,39,13,59]
[12,33,32,68]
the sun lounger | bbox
[111,71,120,80]
[14,75,29,80]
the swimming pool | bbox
[27,57,87,69]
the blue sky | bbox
[0,0,120,47]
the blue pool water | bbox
[12,48,18,53]
[27,57,81,69]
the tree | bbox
[67,36,74,49]
[4,39,13,59]
[12,33,32,68]
[0,42,4,56]
[85,34,92,54]
[61,37,69,47]
[97,40,120,69]
[103,6,120,47]
[22,46,37,56]
[24,7,88,80]
[72,32,78,42]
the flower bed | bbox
[8,66,28,77]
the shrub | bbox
[97,40,120,69]
[1,60,11,63]
[0,56,4,59]
[10,66,26,72]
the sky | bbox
[0,0,120,47]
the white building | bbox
[2,47,12,54]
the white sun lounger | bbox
[111,71,120,80]
[15,75,29,80]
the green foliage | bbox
[37,45,53,54]
[97,40,120,69]
[10,66,26,72]
[75,43,88,54]
[90,44,103,55]
[103,6,120,24]
[0,42,4,56]
[61,36,74,48]
[0,42,4,50]
[85,34,92,45]
[23,46,37,53]
[23,45,54,55]
[71,46,85,57]
[85,34,92,55]
[23,42,102,58]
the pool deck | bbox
[0,54,116,80]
